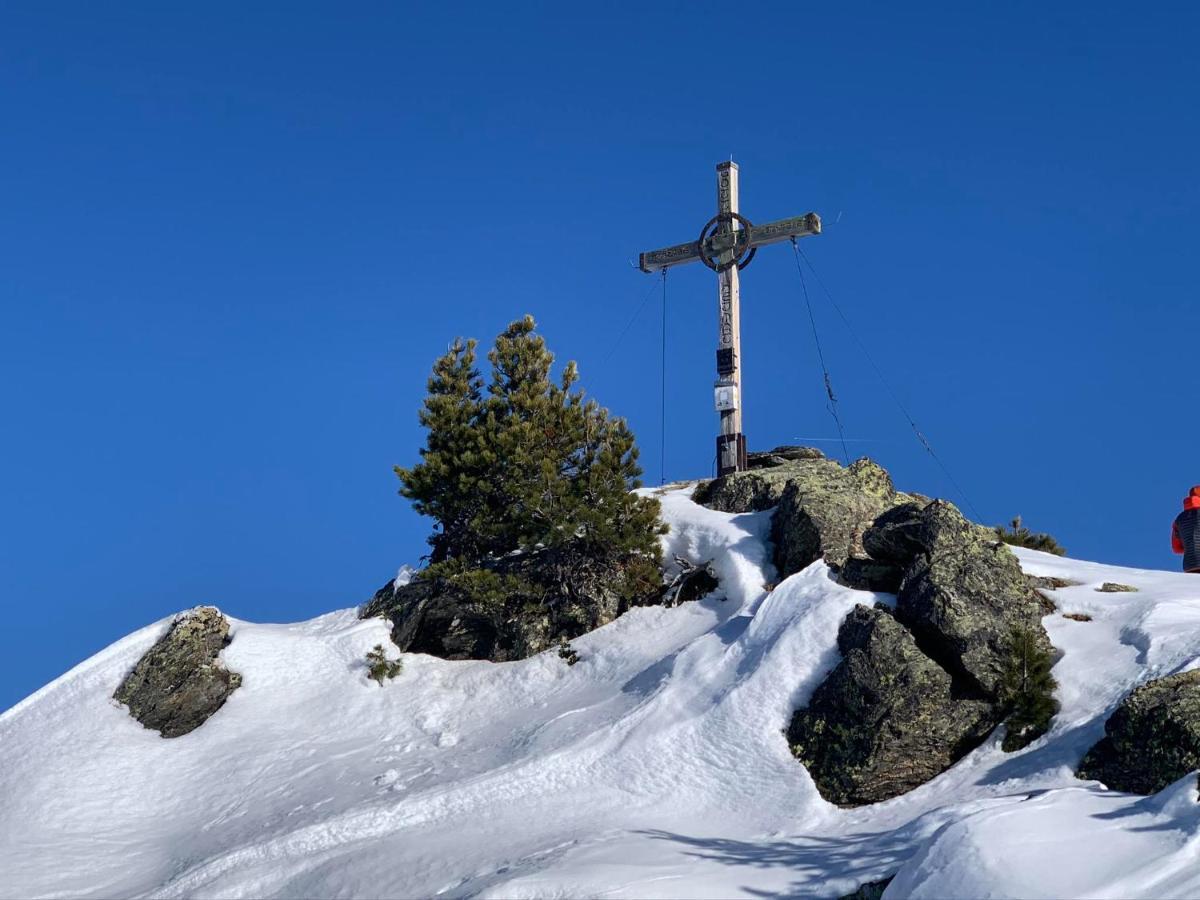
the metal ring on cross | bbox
[696,211,757,273]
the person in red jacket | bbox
[1171,486,1200,572]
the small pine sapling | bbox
[366,644,403,685]
[557,640,580,666]
[994,516,1066,556]
[1000,626,1059,751]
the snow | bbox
[2,487,1200,899]
[392,564,416,592]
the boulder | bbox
[692,447,831,513]
[694,452,931,581]
[771,458,902,576]
[1097,582,1138,593]
[363,547,664,663]
[113,607,242,738]
[746,446,826,469]
[788,605,997,807]
[861,502,929,565]
[887,501,1051,699]
[365,576,517,661]
[1077,670,1200,794]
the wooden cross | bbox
[639,162,821,476]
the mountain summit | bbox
[3,458,1200,899]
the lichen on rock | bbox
[113,606,241,738]
[698,452,1061,804]
[886,500,1053,700]
[693,449,916,581]
[787,605,996,807]
[1077,670,1200,794]
[362,545,668,663]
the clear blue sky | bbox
[3,2,1199,710]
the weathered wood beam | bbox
[638,212,822,272]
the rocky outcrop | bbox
[1077,671,1200,794]
[363,547,669,663]
[692,447,834,513]
[113,607,242,738]
[771,458,903,576]
[788,605,997,807]
[693,449,920,581]
[699,453,1060,805]
[884,501,1052,699]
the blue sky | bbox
[3,2,1199,710]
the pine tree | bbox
[1000,626,1059,751]
[395,315,664,602]
[394,337,490,563]
[994,516,1066,556]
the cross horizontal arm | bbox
[639,212,821,273]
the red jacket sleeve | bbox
[1173,521,1184,554]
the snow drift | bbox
[2,487,1199,899]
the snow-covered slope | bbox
[3,488,1200,899]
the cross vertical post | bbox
[637,163,821,478]
[715,162,746,476]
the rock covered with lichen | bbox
[787,604,996,806]
[362,544,688,663]
[113,606,241,738]
[696,450,1058,806]
[1077,670,1200,794]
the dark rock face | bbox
[837,557,904,593]
[888,501,1052,699]
[693,450,916,581]
[363,547,665,663]
[861,502,929,566]
[114,607,242,738]
[839,877,895,900]
[746,446,826,469]
[771,459,902,576]
[692,447,831,513]
[367,577,514,660]
[788,605,997,807]
[712,457,1063,805]
[1077,671,1200,794]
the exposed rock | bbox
[792,488,1061,803]
[861,502,929,566]
[772,458,903,576]
[1026,575,1080,591]
[113,607,242,738]
[788,605,997,807]
[884,501,1052,699]
[365,576,513,660]
[1062,612,1093,622]
[1097,582,1138,593]
[837,556,904,593]
[1077,670,1200,794]
[839,877,895,900]
[693,453,925,582]
[692,447,830,513]
[746,445,826,469]
[363,547,663,663]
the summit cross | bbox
[639,162,821,476]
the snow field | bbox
[1,487,1199,898]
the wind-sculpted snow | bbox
[2,488,1200,899]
